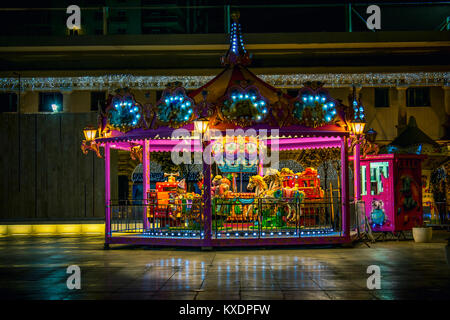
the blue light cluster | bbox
[157,91,194,124]
[216,228,334,238]
[293,92,337,123]
[109,97,141,128]
[353,99,365,121]
[225,88,268,122]
[143,231,204,238]
[230,22,246,54]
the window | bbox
[0,92,18,112]
[90,91,106,111]
[374,88,389,108]
[370,162,389,195]
[406,87,430,107]
[39,92,63,112]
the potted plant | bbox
[412,221,433,243]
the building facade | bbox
[0,2,449,221]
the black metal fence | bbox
[110,198,204,238]
[212,197,341,239]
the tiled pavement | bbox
[0,231,449,300]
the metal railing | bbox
[110,198,204,238]
[212,197,341,239]
[109,196,343,239]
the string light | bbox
[1,72,446,91]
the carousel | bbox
[81,12,367,247]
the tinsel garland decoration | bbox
[1,72,448,91]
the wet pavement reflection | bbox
[0,233,449,300]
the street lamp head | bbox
[350,120,366,136]
[83,126,97,142]
[194,116,209,135]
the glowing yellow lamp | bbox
[350,120,366,136]
[194,117,209,134]
[83,126,97,142]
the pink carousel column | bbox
[258,150,264,176]
[203,139,212,242]
[341,136,350,238]
[354,142,361,201]
[142,139,150,231]
[105,142,111,238]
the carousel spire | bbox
[221,10,252,66]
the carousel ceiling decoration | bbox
[107,93,142,131]
[1,72,448,92]
[155,82,195,128]
[292,83,339,127]
[211,135,261,173]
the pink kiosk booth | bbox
[357,154,425,237]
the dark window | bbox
[39,92,63,112]
[0,92,18,112]
[94,11,103,21]
[407,87,430,107]
[374,88,389,108]
[91,91,106,111]
[156,90,163,102]
[118,175,129,202]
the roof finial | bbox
[221,10,252,66]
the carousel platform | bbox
[106,229,349,247]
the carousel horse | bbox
[211,175,232,198]
[247,171,305,225]
[211,175,233,218]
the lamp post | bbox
[349,119,366,201]
[194,117,211,243]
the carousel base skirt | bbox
[105,231,353,247]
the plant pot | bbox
[412,227,432,243]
